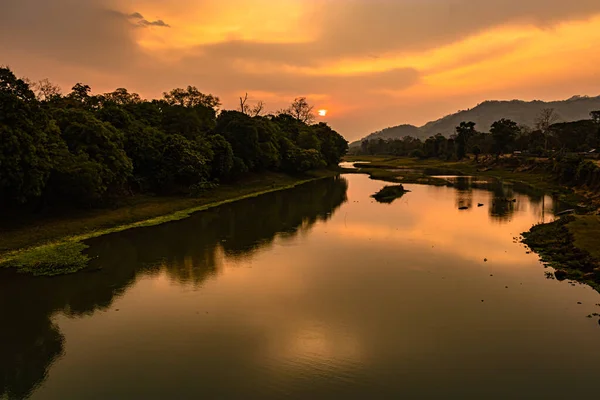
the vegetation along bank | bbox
[0,67,348,275]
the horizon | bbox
[3,0,600,141]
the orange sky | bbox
[2,0,600,141]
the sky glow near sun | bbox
[2,0,600,141]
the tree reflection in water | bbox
[0,176,348,399]
[450,176,564,222]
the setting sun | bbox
[318,109,328,117]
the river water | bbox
[2,174,600,399]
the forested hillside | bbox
[352,96,600,146]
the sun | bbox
[318,109,328,117]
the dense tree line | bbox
[354,108,600,161]
[0,67,348,210]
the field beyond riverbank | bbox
[0,170,338,276]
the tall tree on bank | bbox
[455,121,476,160]
[0,67,55,204]
[490,119,520,160]
[534,108,560,152]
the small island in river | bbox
[371,184,410,204]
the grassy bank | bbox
[0,170,338,276]
[522,216,600,292]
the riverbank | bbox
[522,216,600,292]
[342,155,586,204]
[0,170,338,276]
[343,155,600,291]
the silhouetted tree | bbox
[163,86,221,109]
[472,145,481,162]
[283,97,315,124]
[491,119,519,160]
[535,108,560,151]
[455,121,476,160]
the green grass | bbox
[0,170,338,276]
[522,216,600,292]
[568,215,600,260]
[5,242,91,276]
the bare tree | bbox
[285,97,315,124]
[239,93,249,114]
[534,108,560,151]
[249,100,265,117]
[30,78,62,101]
[239,93,266,117]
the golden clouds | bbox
[133,0,314,51]
[3,0,600,140]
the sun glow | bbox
[318,109,328,117]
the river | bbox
[1,174,600,399]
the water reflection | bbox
[1,173,596,400]
[440,176,566,222]
[0,176,349,399]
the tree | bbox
[160,102,216,140]
[104,88,142,105]
[490,119,520,160]
[312,123,348,166]
[214,111,260,171]
[472,145,481,162]
[238,93,265,117]
[250,100,265,117]
[51,108,133,203]
[0,67,36,102]
[284,97,315,124]
[163,86,220,109]
[455,121,476,160]
[155,134,211,193]
[69,83,91,103]
[207,134,234,180]
[0,68,55,204]
[591,110,600,125]
[534,108,560,151]
[550,120,599,152]
[31,78,62,102]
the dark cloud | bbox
[127,11,170,28]
[0,0,140,70]
[314,0,600,57]
[139,19,170,28]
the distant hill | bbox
[351,95,600,147]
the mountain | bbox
[351,95,600,147]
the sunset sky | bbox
[2,0,600,141]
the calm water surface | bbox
[2,174,600,399]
